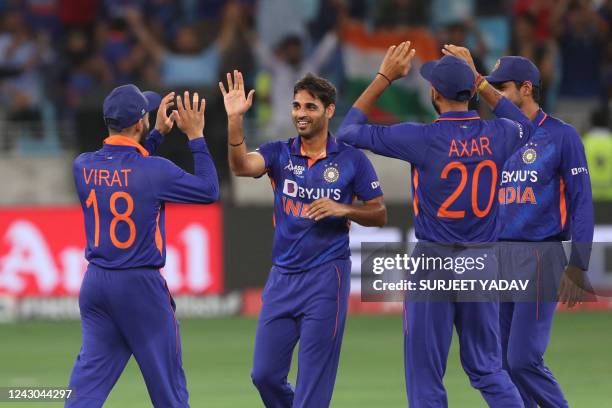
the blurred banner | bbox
[0,204,223,297]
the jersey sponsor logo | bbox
[501,170,538,184]
[498,186,537,205]
[448,136,492,158]
[571,166,589,175]
[284,159,305,178]
[282,179,341,201]
[323,163,340,183]
[371,181,380,189]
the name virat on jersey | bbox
[82,167,132,187]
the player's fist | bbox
[378,41,416,83]
[442,44,478,76]
[172,90,206,140]
[219,70,255,118]
[154,92,175,135]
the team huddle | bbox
[65,40,593,408]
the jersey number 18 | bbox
[86,188,136,249]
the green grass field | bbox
[1,312,611,407]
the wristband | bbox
[475,74,488,92]
[229,136,245,147]
[376,72,392,85]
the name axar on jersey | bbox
[258,135,382,270]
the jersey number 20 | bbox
[438,160,497,218]
[86,189,136,249]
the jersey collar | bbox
[533,109,548,127]
[290,133,339,158]
[103,135,149,156]
[435,110,481,121]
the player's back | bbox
[337,105,530,243]
[412,115,526,242]
[74,145,165,269]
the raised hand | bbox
[442,44,478,76]
[154,92,175,135]
[378,41,417,83]
[171,91,206,140]
[219,70,255,118]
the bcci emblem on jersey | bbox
[323,164,340,183]
[522,148,537,164]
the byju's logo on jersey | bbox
[323,163,340,183]
[284,159,305,178]
[522,143,537,164]
[282,179,341,201]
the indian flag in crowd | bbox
[340,22,440,123]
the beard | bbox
[294,116,325,139]
[431,96,441,115]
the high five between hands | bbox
[155,91,207,140]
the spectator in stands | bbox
[255,30,338,140]
[510,12,557,111]
[0,9,48,139]
[101,16,146,84]
[373,0,430,29]
[513,0,556,42]
[551,0,609,132]
[124,5,240,88]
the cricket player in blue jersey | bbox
[337,42,536,407]
[444,47,594,408]
[66,84,219,407]
[219,70,386,407]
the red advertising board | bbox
[0,204,223,296]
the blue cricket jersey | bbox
[337,98,534,243]
[256,135,383,271]
[496,106,594,270]
[73,132,219,269]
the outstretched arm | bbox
[125,8,166,61]
[352,41,416,114]
[219,70,266,177]
[337,41,428,164]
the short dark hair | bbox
[514,81,541,104]
[293,73,336,107]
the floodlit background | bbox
[0,0,611,406]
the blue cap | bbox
[420,55,475,101]
[485,56,540,86]
[103,84,161,130]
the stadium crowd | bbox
[0,0,610,184]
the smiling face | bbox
[291,90,334,139]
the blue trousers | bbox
[404,301,523,408]
[66,264,189,408]
[499,241,568,408]
[251,259,351,408]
